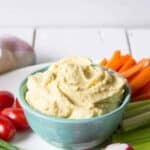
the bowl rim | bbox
[18,66,131,124]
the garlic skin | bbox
[0,48,16,73]
[0,36,36,74]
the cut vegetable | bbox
[119,57,136,72]
[121,58,150,78]
[132,82,150,101]
[0,139,20,150]
[129,66,150,93]
[133,141,150,150]
[135,82,150,94]
[122,111,150,131]
[132,91,150,101]
[124,104,150,119]
[114,55,132,71]
[112,127,150,144]
[126,99,150,111]
[105,50,121,69]
[100,58,108,66]
[99,51,149,101]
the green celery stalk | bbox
[122,111,150,131]
[0,147,7,150]
[133,141,150,150]
[113,99,150,150]
[0,139,20,150]
[126,99,150,111]
[112,127,150,144]
[124,104,150,119]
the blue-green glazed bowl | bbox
[18,67,131,150]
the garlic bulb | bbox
[0,36,36,74]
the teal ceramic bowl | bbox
[18,67,131,150]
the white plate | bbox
[0,63,62,150]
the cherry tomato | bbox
[1,108,30,130]
[14,98,22,108]
[0,91,14,110]
[0,115,16,140]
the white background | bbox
[0,0,150,27]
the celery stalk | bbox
[0,139,20,150]
[122,111,150,131]
[133,142,150,150]
[124,104,150,119]
[112,127,150,144]
[126,99,150,111]
[113,100,150,150]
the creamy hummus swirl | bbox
[26,57,126,119]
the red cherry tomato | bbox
[1,108,30,130]
[14,98,22,108]
[0,115,16,141]
[0,91,14,110]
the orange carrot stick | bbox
[132,91,150,101]
[121,58,150,78]
[100,58,107,66]
[105,50,121,70]
[119,57,136,72]
[113,54,132,71]
[130,66,150,94]
[138,82,150,94]
[132,82,150,101]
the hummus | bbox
[26,57,127,119]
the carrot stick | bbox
[135,82,150,95]
[132,91,150,101]
[130,66,150,94]
[114,54,132,71]
[132,82,150,101]
[121,58,150,78]
[119,57,136,72]
[100,58,107,66]
[105,50,121,70]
